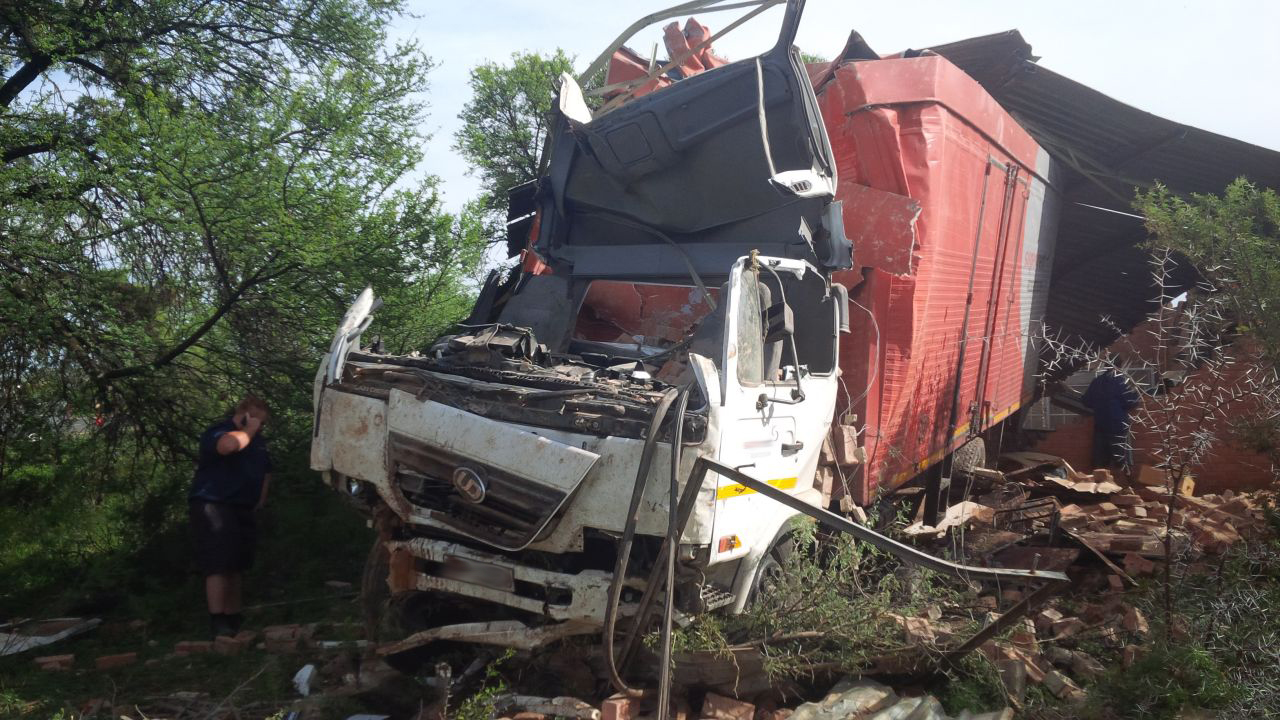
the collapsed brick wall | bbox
[1029,414,1275,494]
[1031,335,1277,494]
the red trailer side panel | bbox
[818,56,1061,504]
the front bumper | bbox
[386,537,636,626]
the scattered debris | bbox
[293,663,317,697]
[493,695,601,720]
[789,677,1009,720]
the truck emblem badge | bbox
[452,466,487,504]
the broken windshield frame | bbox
[578,0,795,113]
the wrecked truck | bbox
[310,0,1061,653]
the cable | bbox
[760,262,804,402]
[657,387,690,720]
[848,297,879,407]
[603,387,679,697]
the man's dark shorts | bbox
[189,500,256,575]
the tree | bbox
[454,49,576,241]
[1136,179,1280,366]
[0,1,485,597]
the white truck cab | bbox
[310,0,852,650]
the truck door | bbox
[709,257,807,566]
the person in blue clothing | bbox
[190,395,272,638]
[1081,367,1140,473]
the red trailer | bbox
[815,52,1061,505]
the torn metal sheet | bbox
[0,617,100,656]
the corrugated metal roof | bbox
[923,31,1280,351]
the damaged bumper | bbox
[387,537,637,624]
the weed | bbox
[453,648,515,720]
[936,653,1007,716]
[672,519,977,682]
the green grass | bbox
[0,458,377,718]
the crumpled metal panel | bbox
[817,55,1057,503]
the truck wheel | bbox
[746,533,799,607]
[951,437,987,476]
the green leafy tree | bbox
[0,0,485,601]
[454,49,577,240]
[1137,178,1280,365]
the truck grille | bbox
[388,432,570,550]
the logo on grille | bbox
[451,466,487,504]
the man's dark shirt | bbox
[1082,371,1139,435]
[190,419,272,507]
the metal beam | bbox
[692,457,1069,585]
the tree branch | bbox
[0,53,52,108]
[95,259,292,384]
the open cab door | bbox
[708,255,841,595]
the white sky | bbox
[392,0,1280,212]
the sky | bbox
[390,0,1280,212]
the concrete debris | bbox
[701,693,756,720]
[904,501,996,537]
[495,695,601,720]
[789,678,1007,720]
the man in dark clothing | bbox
[191,395,272,638]
[1081,368,1140,472]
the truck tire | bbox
[951,437,987,476]
[747,535,796,607]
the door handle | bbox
[781,442,804,455]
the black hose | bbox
[603,387,679,697]
[657,387,690,720]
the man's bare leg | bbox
[206,574,229,614]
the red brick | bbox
[1123,553,1156,576]
[1122,606,1149,635]
[1107,575,1126,592]
[1109,537,1145,553]
[602,695,634,720]
[1111,494,1143,506]
[819,435,836,465]
[174,640,213,655]
[94,652,138,670]
[700,693,755,720]
[1010,629,1037,651]
[213,635,246,656]
[1034,607,1064,633]
[832,425,862,466]
[1051,617,1086,638]
[34,654,74,671]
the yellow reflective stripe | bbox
[716,476,797,500]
